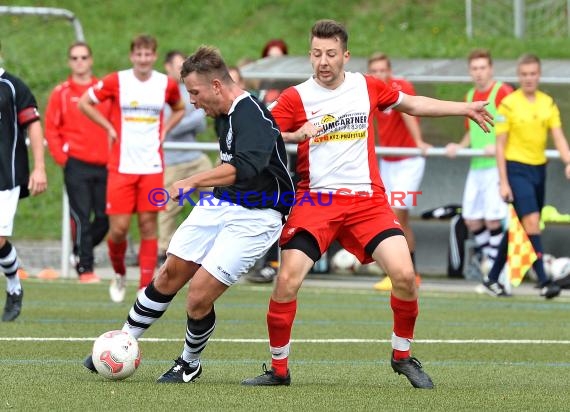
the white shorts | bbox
[167,203,282,286]
[461,168,507,221]
[0,187,21,237]
[380,157,425,210]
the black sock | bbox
[182,307,216,364]
[123,280,176,339]
[487,233,508,283]
[529,235,548,285]
[0,241,18,277]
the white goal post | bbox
[0,6,85,41]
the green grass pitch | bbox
[1,279,569,411]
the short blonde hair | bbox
[517,53,541,68]
[368,52,391,69]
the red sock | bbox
[391,293,418,360]
[138,238,157,289]
[267,298,297,377]
[107,239,127,276]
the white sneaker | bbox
[69,253,79,267]
[109,274,126,303]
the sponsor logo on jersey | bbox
[310,112,368,144]
[321,114,335,124]
[220,152,233,162]
[226,128,233,149]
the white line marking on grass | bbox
[1,337,570,344]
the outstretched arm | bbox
[396,93,493,132]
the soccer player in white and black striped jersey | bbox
[83,45,294,382]
[0,41,48,321]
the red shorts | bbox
[280,192,402,264]
[106,171,165,214]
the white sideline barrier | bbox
[59,143,562,278]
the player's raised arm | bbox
[397,93,494,132]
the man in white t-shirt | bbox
[79,34,185,302]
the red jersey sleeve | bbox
[89,72,119,103]
[495,83,514,106]
[165,77,182,107]
[44,84,68,166]
[270,87,305,133]
[364,75,401,112]
[398,78,416,96]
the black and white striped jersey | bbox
[0,68,40,198]
[214,93,294,216]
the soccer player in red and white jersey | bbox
[242,19,492,389]
[79,34,184,302]
[367,53,431,291]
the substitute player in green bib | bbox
[446,49,513,277]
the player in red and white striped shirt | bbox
[79,35,184,302]
[242,19,493,389]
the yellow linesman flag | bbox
[507,204,537,286]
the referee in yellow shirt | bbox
[483,53,570,299]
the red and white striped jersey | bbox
[88,69,181,174]
[271,72,402,194]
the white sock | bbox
[391,332,412,351]
[6,274,22,295]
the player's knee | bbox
[390,268,417,295]
[272,271,302,301]
[109,226,128,241]
[154,257,182,293]
[186,293,211,319]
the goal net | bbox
[466,0,570,38]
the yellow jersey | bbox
[495,89,561,165]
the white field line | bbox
[1,337,570,344]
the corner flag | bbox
[507,204,537,286]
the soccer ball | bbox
[330,249,361,274]
[550,257,570,282]
[92,330,141,380]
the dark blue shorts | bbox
[507,161,546,217]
